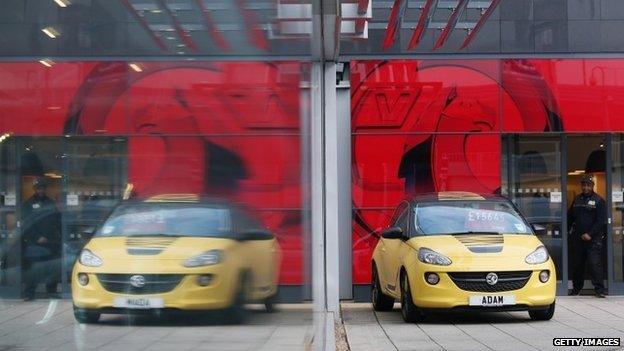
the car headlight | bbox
[184,250,223,267]
[418,247,452,266]
[78,249,103,267]
[525,246,549,264]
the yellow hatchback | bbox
[72,195,281,323]
[371,192,556,322]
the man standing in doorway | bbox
[21,177,61,301]
[568,174,607,298]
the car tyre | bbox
[264,293,278,313]
[226,273,249,324]
[400,271,423,323]
[73,308,100,324]
[371,265,394,311]
[529,302,555,321]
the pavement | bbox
[0,299,314,351]
[341,297,624,351]
[3,297,624,351]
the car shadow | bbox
[376,308,533,325]
[93,308,271,327]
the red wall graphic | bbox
[351,59,624,284]
[4,59,624,286]
[0,61,304,284]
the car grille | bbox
[96,274,184,294]
[448,271,532,292]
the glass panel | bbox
[612,135,624,284]
[352,130,501,284]
[0,138,19,291]
[350,60,502,134]
[0,60,313,347]
[17,138,64,298]
[503,135,563,281]
[63,137,127,289]
[502,59,624,133]
[0,0,313,57]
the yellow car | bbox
[72,194,281,323]
[371,192,556,322]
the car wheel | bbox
[529,302,555,321]
[400,271,423,323]
[73,308,100,324]
[226,273,250,324]
[371,265,394,311]
[264,293,278,313]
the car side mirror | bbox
[82,227,96,236]
[381,226,404,239]
[240,228,274,241]
[532,224,546,236]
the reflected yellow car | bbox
[72,194,281,323]
[371,192,556,322]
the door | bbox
[234,208,279,298]
[17,137,63,299]
[609,135,624,294]
[0,137,19,297]
[502,134,567,294]
[0,137,128,299]
[566,135,608,294]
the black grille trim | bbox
[467,246,503,253]
[97,274,184,294]
[127,248,164,255]
[448,271,532,292]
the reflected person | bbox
[21,177,61,301]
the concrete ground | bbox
[342,297,624,351]
[0,299,313,351]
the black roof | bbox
[406,192,510,205]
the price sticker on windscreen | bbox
[612,191,623,203]
[467,210,503,222]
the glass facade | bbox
[341,0,624,55]
[0,59,315,348]
[2,0,624,348]
[0,0,312,57]
[350,59,624,295]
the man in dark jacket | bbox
[21,177,61,300]
[568,174,606,297]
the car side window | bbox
[393,202,409,235]
[395,209,408,234]
[389,202,407,226]
[233,208,274,240]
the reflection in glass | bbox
[502,135,563,281]
[612,136,624,284]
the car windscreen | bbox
[96,203,232,238]
[414,200,533,235]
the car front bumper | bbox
[71,269,239,311]
[406,264,556,310]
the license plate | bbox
[469,295,516,307]
[113,297,164,309]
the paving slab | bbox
[0,300,313,350]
